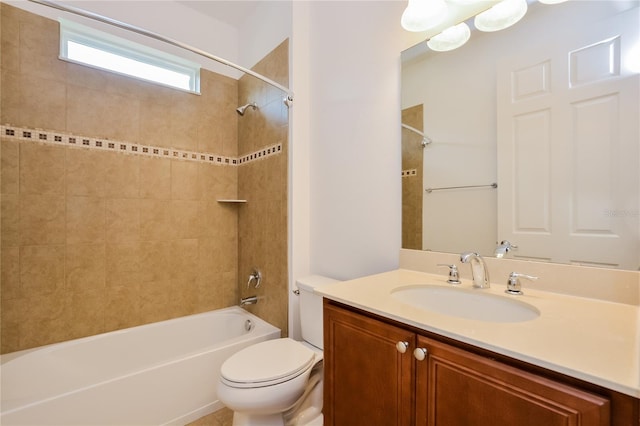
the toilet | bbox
[217,275,338,426]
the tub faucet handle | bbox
[247,269,262,288]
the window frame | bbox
[59,19,201,94]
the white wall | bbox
[288,2,312,339]
[301,1,409,281]
[239,1,292,70]
[287,0,422,336]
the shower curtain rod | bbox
[27,0,294,103]
[401,123,424,137]
[401,123,432,147]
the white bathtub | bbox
[0,307,280,426]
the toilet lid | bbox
[220,338,315,388]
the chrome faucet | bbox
[460,252,490,289]
[494,240,517,258]
[240,295,258,306]
[247,269,262,288]
[437,264,461,285]
[505,272,538,295]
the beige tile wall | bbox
[237,40,289,336]
[0,4,289,353]
[402,105,423,250]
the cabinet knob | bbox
[414,347,427,361]
[396,341,409,353]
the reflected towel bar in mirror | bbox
[425,183,497,193]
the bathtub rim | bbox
[1,306,274,365]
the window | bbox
[60,20,200,93]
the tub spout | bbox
[240,296,258,306]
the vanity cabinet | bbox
[324,300,636,426]
[414,334,608,425]
[322,300,415,424]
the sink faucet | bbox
[460,252,490,289]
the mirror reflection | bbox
[401,0,639,270]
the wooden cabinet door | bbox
[323,301,415,426]
[415,335,610,426]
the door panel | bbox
[497,7,639,269]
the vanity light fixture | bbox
[446,0,484,4]
[402,0,567,53]
[474,0,528,32]
[401,0,449,32]
[427,22,471,52]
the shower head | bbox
[236,102,258,116]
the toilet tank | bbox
[297,275,338,350]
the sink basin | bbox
[391,285,540,323]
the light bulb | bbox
[427,23,471,52]
[447,0,486,4]
[401,0,449,32]
[474,0,528,32]
[538,0,568,3]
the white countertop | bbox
[316,269,640,398]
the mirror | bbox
[401,0,639,270]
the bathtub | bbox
[0,307,280,426]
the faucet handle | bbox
[247,268,262,289]
[437,264,461,285]
[505,272,538,295]
[495,240,518,258]
[499,240,518,249]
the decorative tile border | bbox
[238,144,283,164]
[0,124,282,166]
[402,169,418,178]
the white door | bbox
[497,6,639,269]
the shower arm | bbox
[27,0,295,104]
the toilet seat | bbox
[220,338,316,389]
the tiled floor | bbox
[186,407,233,426]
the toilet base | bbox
[231,410,323,426]
[284,367,323,426]
[229,362,324,426]
[233,411,284,426]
